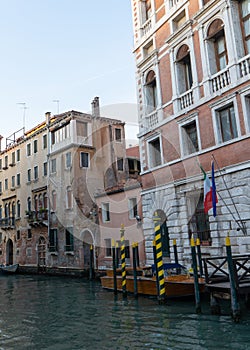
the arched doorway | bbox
[155,210,170,258]
[81,230,94,268]
[37,236,46,267]
[6,239,14,265]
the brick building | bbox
[131,0,250,266]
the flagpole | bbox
[211,154,246,235]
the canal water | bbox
[0,275,249,350]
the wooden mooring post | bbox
[226,235,241,322]
[196,238,203,277]
[89,245,94,280]
[132,242,138,298]
[112,239,117,295]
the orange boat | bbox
[100,263,205,298]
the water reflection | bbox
[0,275,249,349]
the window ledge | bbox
[65,251,74,255]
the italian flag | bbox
[201,162,218,216]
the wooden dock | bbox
[203,254,250,316]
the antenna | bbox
[53,99,60,114]
[17,102,28,133]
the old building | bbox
[131,0,250,265]
[96,145,145,268]
[0,98,128,273]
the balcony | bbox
[140,18,152,38]
[0,217,15,229]
[178,89,194,110]
[210,68,231,93]
[146,110,159,129]
[26,210,48,226]
[238,54,250,78]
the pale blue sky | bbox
[0,0,138,143]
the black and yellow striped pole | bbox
[153,211,166,303]
[153,238,160,297]
[120,223,127,298]
[196,238,203,276]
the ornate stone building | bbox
[131,0,250,265]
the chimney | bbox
[45,112,51,126]
[91,96,100,118]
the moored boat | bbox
[100,263,205,298]
[0,263,19,274]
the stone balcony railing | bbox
[146,110,159,129]
[210,67,231,93]
[141,18,152,37]
[238,53,250,78]
[178,88,194,110]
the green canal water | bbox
[0,275,249,350]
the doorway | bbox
[6,239,14,265]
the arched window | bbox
[43,193,48,210]
[5,203,9,218]
[240,0,250,54]
[34,195,38,211]
[38,194,43,210]
[207,19,227,74]
[145,70,157,113]
[12,202,15,218]
[176,44,193,94]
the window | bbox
[115,128,122,142]
[242,93,250,132]
[27,229,32,239]
[0,159,2,170]
[4,156,8,169]
[117,158,124,171]
[102,203,110,222]
[16,173,20,186]
[34,195,38,211]
[51,190,57,211]
[43,134,47,149]
[16,230,20,240]
[66,186,73,209]
[11,176,15,188]
[17,200,21,218]
[49,229,58,252]
[51,159,56,173]
[207,19,227,74]
[34,166,38,180]
[215,104,238,143]
[4,179,8,190]
[181,120,199,156]
[77,122,88,137]
[0,182,2,193]
[128,159,141,174]
[11,152,15,165]
[176,44,193,94]
[27,197,32,212]
[128,198,138,219]
[240,0,250,54]
[105,238,112,257]
[141,0,152,23]
[16,149,20,162]
[80,152,89,168]
[0,206,2,219]
[145,70,157,113]
[173,10,186,31]
[33,140,38,154]
[65,228,74,251]
[66,152,71,168]
[43,162,48,177]
[188,194,211,245]
[148,137,162,168]
[27,169,31,182]
[27,143,31,156]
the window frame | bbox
[102,203,110,223]
[147,135,163,168]
[80,152,89,168]
[179,114,201,157]
[128,197,138,219]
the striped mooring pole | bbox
[153,238,160,297]
[153,211,166,303]
[120,223,127,298]
[112,239,117,295]
[225,234,241,322]
[190,236,201,314]
[196,238,203,277]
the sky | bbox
[0,0,138,145]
